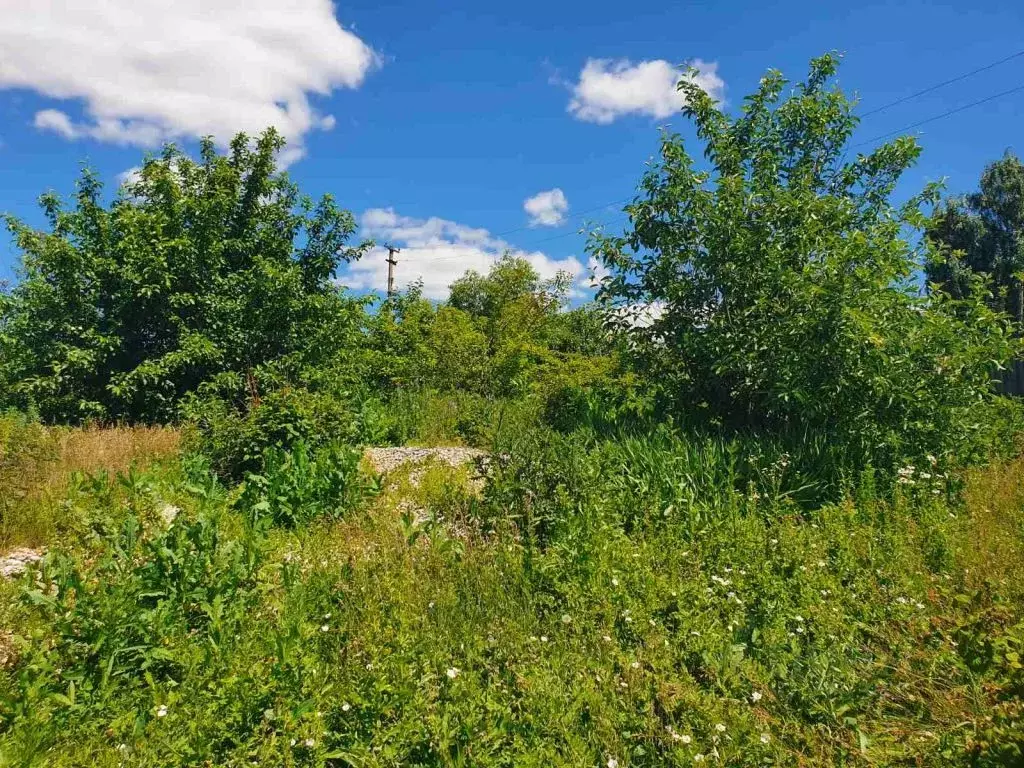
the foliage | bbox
[236,441,375,527]
[0,129,369,423]
[589,54,1020,468]
[184,385,360,482]
[926,151,1024,321]
[2,424,1024,765]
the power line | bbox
[858,49,1024,118]
[380,51,1024,273]
[853,82,1024,147]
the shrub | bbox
[590,53,1020,467]
[236,441,375,527]
[185,386,358,482]
[0,130,369,423]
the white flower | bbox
[694,755,705,763]
[602,634,612,642]
[321,624,330,632]
[446,667,459,679]
[750,690,763,703]
[631,661,640,669]
[341,702,351,712]
[794,615,804,623]
[156,704,168,718]
[715,723,726,732]
[612,577,619,586]
[561,614,572,624]
[681,734,692,744]
[304,738,315,748]
[540,636,548,643]
[607,759,619,768]
[760,733,771,744]
[915,602,925,610]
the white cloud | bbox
[523,188,569,227]
[586,256,610,289]
[348,208,586,300]
[116,166,142,187]
[0,0,379,158]
[567,58,724,124]
[33,108,77,138]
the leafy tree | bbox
[589,54,1019,464]
[448,253,572,351]
[0,129,369,423]
[926,151,1024,322]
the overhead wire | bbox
[387,48,1024,267]
[857,49,1024,118]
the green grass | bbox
[0,422,1022,766]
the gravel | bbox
[363,447,488,476]
[0,547,44,579]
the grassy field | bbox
[1,417,1023,766]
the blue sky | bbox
[1,0,1022,297]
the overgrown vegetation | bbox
[2,54,1024,766]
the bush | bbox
[590,54,1021,467]
[185,386,359,482]
[236,441,375,527]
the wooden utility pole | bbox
[385,245,400,298]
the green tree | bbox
[0,129,369,423]
[589,54,1019,463]
[926,151,1024,322]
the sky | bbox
[1,0,1022,298]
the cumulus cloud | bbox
[348,208,586,300]
[0,0,379,157]
[524,188,569,227]
[567,58,724,124]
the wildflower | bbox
[321,624,330,632]
[446,667,460,679]
[760,733,771,744]
[715,723,726,733]
[341,703,351,712]
[540,636,548,643]
[612,577,619,586]
[795,626,804,634]
[694,754,705,763]
[750,690,763,703]
[561,614,572,624]
[304,738,315,748]
[926,454,937,465]
[631,661,640,669]
[793,615,804,623]
[681,734,692,744]
[602,634,612,642]
[915,602,925,610]
[817,560,826,568]
[156,704,168,718]
[607,759,619,768]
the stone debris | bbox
[363,447,488,477]
[158,503,180,526]
[0,631,16,669]
[0,547,44,579]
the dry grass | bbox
[960,454,1024,597]
[0,418,180,550]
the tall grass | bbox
[0,414,179,549]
